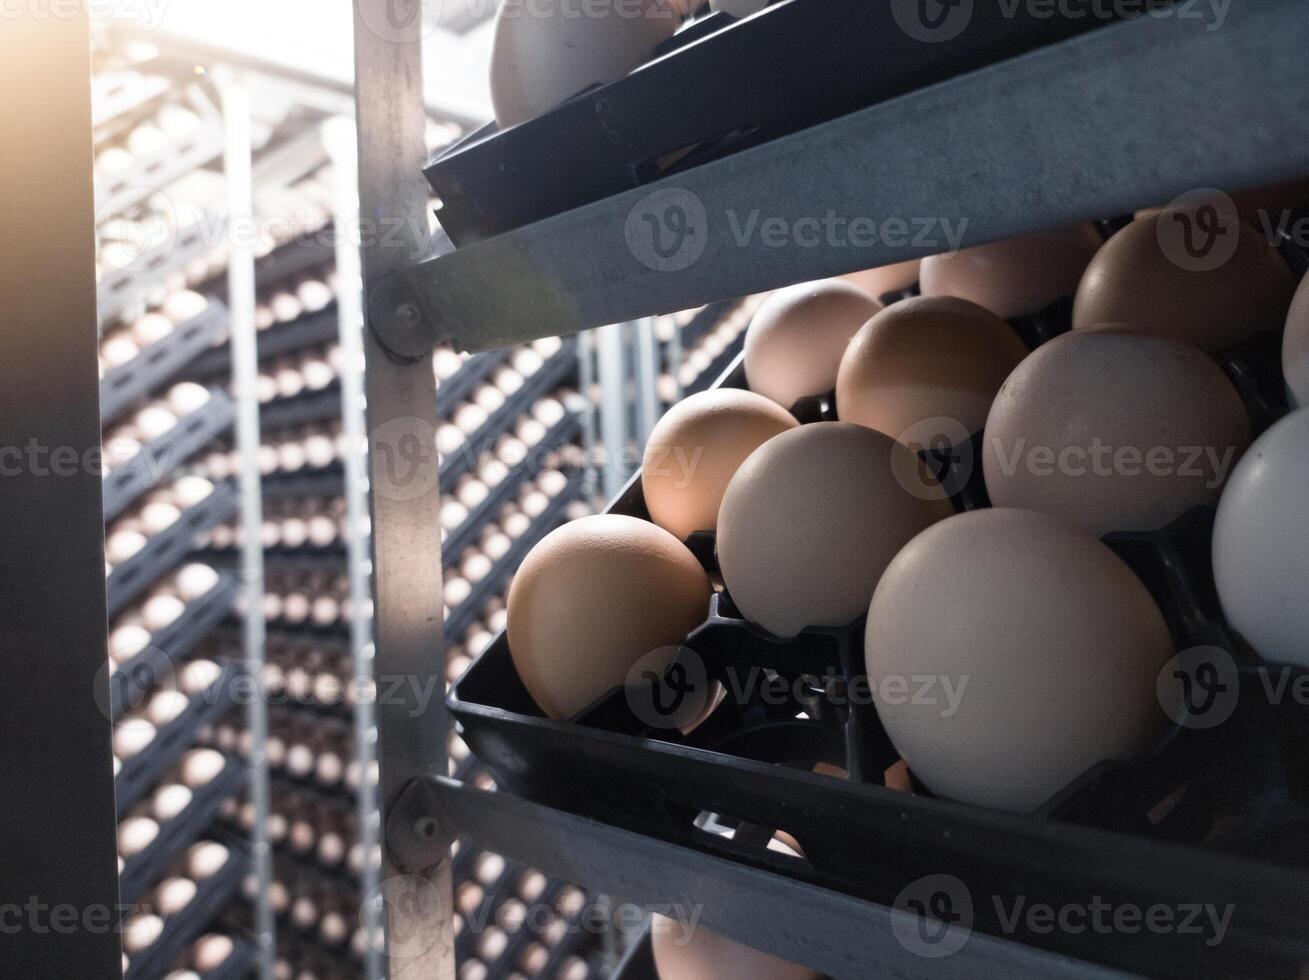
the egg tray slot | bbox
[107,481,239,619]
[423,0,1119,246]
[124,842,248,980]
[101,301,230,427]
[110,573,239,720]
[104,388,235,521]
[116,662,245,818]
[185,304,339,380]
[452,837,608,979]
[120,755,247,907]
[448,350,1309,979]
[440,340,581,489]
[98,213,218,327]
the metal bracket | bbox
[386,776,454,872]
[368,267,448,360]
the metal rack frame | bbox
[350,2,1309,979]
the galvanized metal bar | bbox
[633,317,661,449]
[351,1,455,977]
[371,0,1309,352]
[217,74,276,980]
[321,114,386,980]
[414,778,1131,980]
[596,323,631,499]
[0,12,122,979]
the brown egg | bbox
[836,296,1027,445]
[1072,211,1295,352]
[842,258,920,299]
[1284,273,1309,408]
[717,423,951,638]
[867,509,1171,812]
[507,515,711,718]
[983,330,1251,535]
[642,389,798,540]
[743,280,881,410]
[651,914,817,980]
[920,224,1102,318]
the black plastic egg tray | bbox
[450,280,1309,976]
[424,0,1124,245]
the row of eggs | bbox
[503,204,1309,821]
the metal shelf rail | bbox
[348,3,1309,980]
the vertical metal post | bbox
[351,3,456,978]
[633,317,661,447]
[322,115,385,980]
[0,12,122,980]
[575,330,600,501]
[218,74,275,980]
[596,322,630,498]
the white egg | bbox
[179,660,221,694]
[122,913,164,953]
[172,476,214,510]
[113,719,156,759]
[131,313,174,346]
[100,334,141,370]
[106,529,148,566]
[489,0,680,128]
[146,690,189,728]
[155,876,197,916]
[108,624,153,662]
[140,501,181,535]
[142,594,185,631]
[162,289,207,323]
[151,784,194,822]
[166,381,211,416]
[118,816,159,857]
[179,749,226,789]
[1213,408,1309,667]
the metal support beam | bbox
[218,73,276,980]
[351,1,455,977]
[414,778,1130,980]
[0,12,122,979]
[370,0,1309,353]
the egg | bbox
[176,563,219,601]
[106,529,147,566]
[1072,211,1295,352]
[155,876,197,916]
[507,515,711,718]
[920,224,1102,318]
[122,913,164,953]
[836,296,1027,445]
[151,784,193,822]
[717,423,951,638]
[841,258,921,300]
[1283,274,1309,408]
[166,381,211,416]
[162,289,208,324]
[113,719,156,759]
[131,312,174,347]
[1212,408,1309,667]
[489,0,680,129]
[867,508,1171,812]
[146,689,189,727]
[744,280,880,410]
[641,389,798,540]
[118,816,160,856]
[140,501,181,535]
[983,330,1251,535]
[108,624,152,662]
[143,594,186,631]
[179,748,226,788]
[193,934,234,972]
[186,840,229,879]
[651,914,817,980]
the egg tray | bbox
[106,481,239,619]
[423,0,1121,246]
[101,301,230,427]
[449,341,1309,977]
